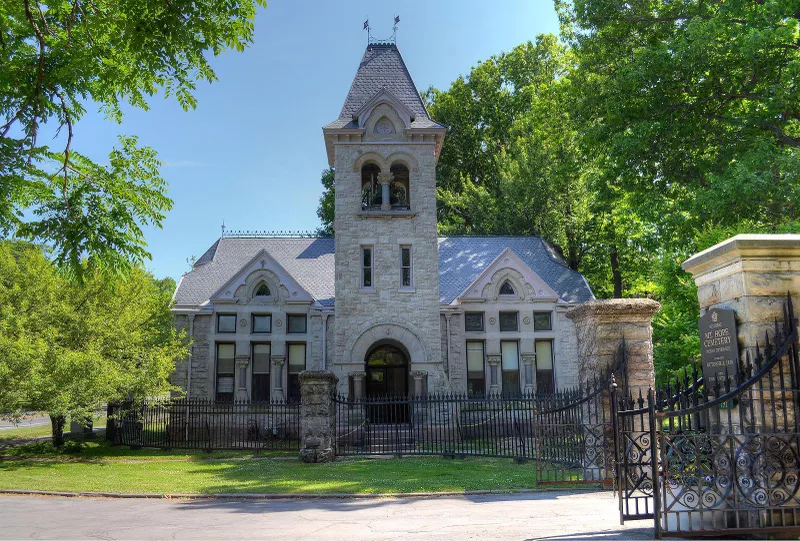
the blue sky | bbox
[72,0,560,280]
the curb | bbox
[0,487,597,501]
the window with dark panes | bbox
[254,282,271,297]
[217,314,236,333]
[533,312,552,331]
[499,311,518,332]
[287,343,306,403]
[535,340,555,394]
[251,343,271,402]
[287,314,307,334]
[361,246,373,288]
[252,314,271,333]
[465,312,484,332]
[466,340,485,396]
[401,246,412,287]
[215,343,235,402]
[501,341,520,395]
[499,280,515,295]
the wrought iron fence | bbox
[616,294,800,538]
[108,398,300,451]
[334,372,619,484]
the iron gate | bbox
[616,294,800,538]
[334,346,627,484]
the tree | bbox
[315,168,335,237]
[0,241,186,444]
[1,0,266,277]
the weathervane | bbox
[364,15,400,45]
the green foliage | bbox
[0,0,266,276]
[426,2,800,382]
[315,168,335,237]
[0,241,187,429]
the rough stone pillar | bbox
[487,355,501,395]
[411,370,427,397]
[522,353,536,394]
[350,371,366,400]
[566,299,661,398]
[299,370,339,463]
[271,355,285,401]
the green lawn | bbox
[0,440,554,495]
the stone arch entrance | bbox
[364,341,409,398]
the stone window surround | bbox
[360,245,374,290]
[458,304,564,394]
[499,311,519,332]
[286,314,308,334]
[400,244,413,290]
[464,311,485,332]
[216,313,237,334]
[251,313,272,334]
[214,341,236,400]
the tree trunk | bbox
[610,245,623,298]
[50,414,66,447]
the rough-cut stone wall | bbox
[332,137,444,389]
[170,314,190,392]
[555,307,580,390]
[442,313,466,393]
[190,314,212,398]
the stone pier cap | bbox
[299,370,339,384]
[565,298,661,322]
[682,234,800,278]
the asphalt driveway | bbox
[0,490,653,540]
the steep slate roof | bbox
[324,43,444,130]
[437,237,595,305]
[173,237,336,308]
[173,236,593,310]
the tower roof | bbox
[324,43,443,130]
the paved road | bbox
[0,491,653,540]
[0,414,50,430]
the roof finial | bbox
[366,16,399,46]
[221,220,226,237]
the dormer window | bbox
[499,280,516,296]
[254,282,271,297]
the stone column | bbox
[521,353,536,394]
[566,299,661,399]
[487,355,501,395]
[235,354,249,401]
[411,370,427,398]
[350,371,366,400]
[271,355,285,401]
[299,370,339,463]
[378,172,393,211]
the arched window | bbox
[390,163,410,209]
[361,163,381,209]
[499,280,516,296]
[254,282,271,297]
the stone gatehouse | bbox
[170,42,594,402]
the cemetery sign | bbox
[699,307,739,390]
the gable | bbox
[456,248,561,304]
[355,87,415,129]
[210,249,315,305]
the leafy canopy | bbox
[0,241,187,424]
[0,0,266,277]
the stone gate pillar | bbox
[682,234,800,362]
[299,370,338,463]
[683,234,800,431]
[566,299,661,398]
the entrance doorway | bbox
[364,343,409,423]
